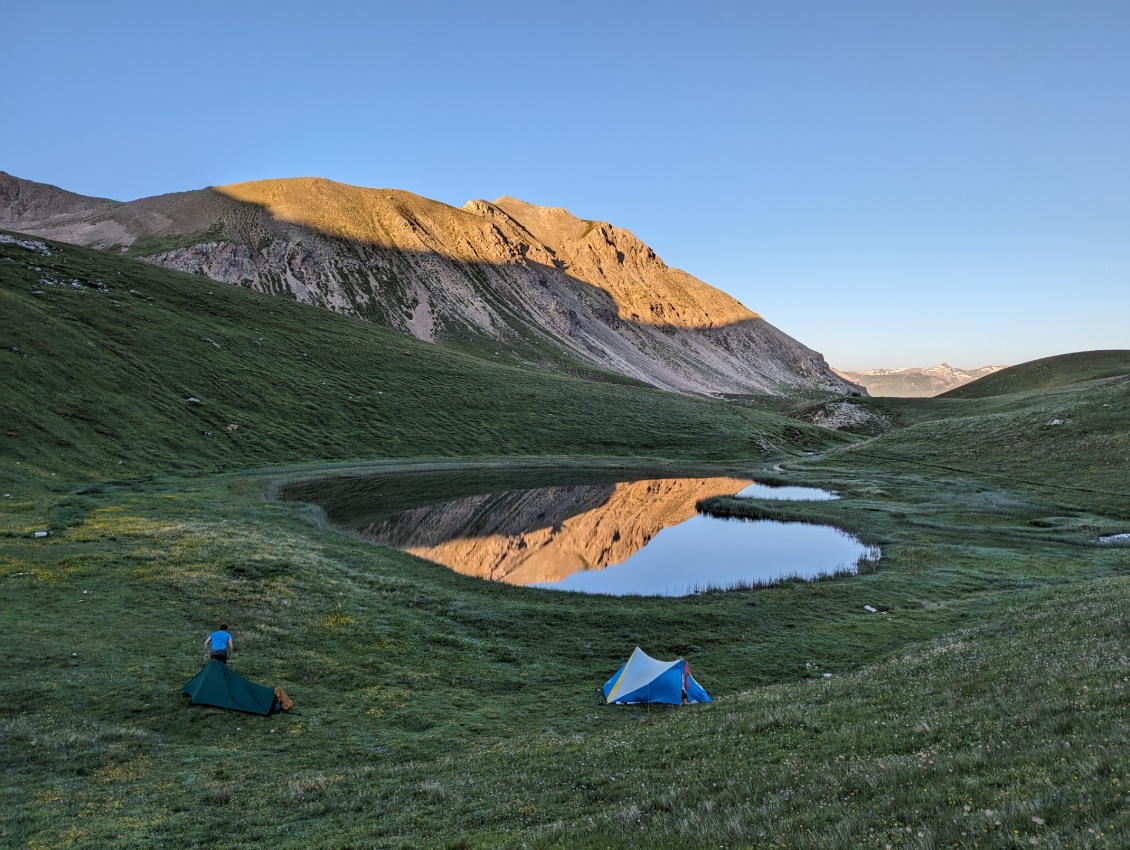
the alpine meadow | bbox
[1,222,1127,850]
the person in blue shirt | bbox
[205,624,233,663]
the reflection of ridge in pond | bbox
[535,517,877,596]
[349,476,872,595]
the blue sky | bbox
[5,1,1127,369]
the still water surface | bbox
[736,482,839,500]
[532,514,873,595]
[288,472,874,596]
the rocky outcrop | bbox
[0,171,860,396]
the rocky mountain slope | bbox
[0,171,857,396]
[834,363,1008,397]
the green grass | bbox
[940,351,1130,399]
[0,231,846,495]
[118,222,226,259]
[819,371,1130,517]
[1,232,1127,848]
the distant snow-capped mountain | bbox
[833,363,1009,397]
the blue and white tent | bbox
[602,647,712,705]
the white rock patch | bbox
[809,401,891,431]
[0,234,51,254]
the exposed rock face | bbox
[357,476,755,586]
[834,363,1009,397]
[0,171,859,396]
[802,400,893,433]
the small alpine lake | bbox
[283,469,875,596]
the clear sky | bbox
[4,1,1127,369]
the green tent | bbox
[181,660,283,715]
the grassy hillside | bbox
[1,232,1127,849]
[0,231,846,492]
[800,355,1130,517]
[940,350,1130,399]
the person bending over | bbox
[205,624,233,663]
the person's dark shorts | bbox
[210,649,230,663]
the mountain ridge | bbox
[0,171,858,397]
[834,363,1008,397]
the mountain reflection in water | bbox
[359,477,754,586]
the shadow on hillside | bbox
[3,181,858,395]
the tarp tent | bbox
[181,660,285,715]
[602,647,712,705]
